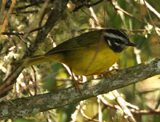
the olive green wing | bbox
[45,30,101,56]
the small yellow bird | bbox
[12,29,136,76]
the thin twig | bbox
[142,0,160,43]
[112,90,137,122]
[142,0,160,19]
[80,108,104,122]
[0,0,16,34]
[31,66,37,95]
[101,97,160,115]
[110,0,146,24]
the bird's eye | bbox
[114,39,123,46]
[115,39,122,44]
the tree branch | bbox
[0,58,160,119]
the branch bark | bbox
[0,57,160,120]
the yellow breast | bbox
[63,41,121,75]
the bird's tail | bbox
[11,55,49,67]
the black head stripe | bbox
[103,29,129,43]
[105,29,129,41]
[102,29,130,53]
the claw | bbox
[71,73,82,94]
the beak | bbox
[127,42,137,47]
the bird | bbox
[12,29,136,91]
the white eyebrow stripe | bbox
[104,32,126,41]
